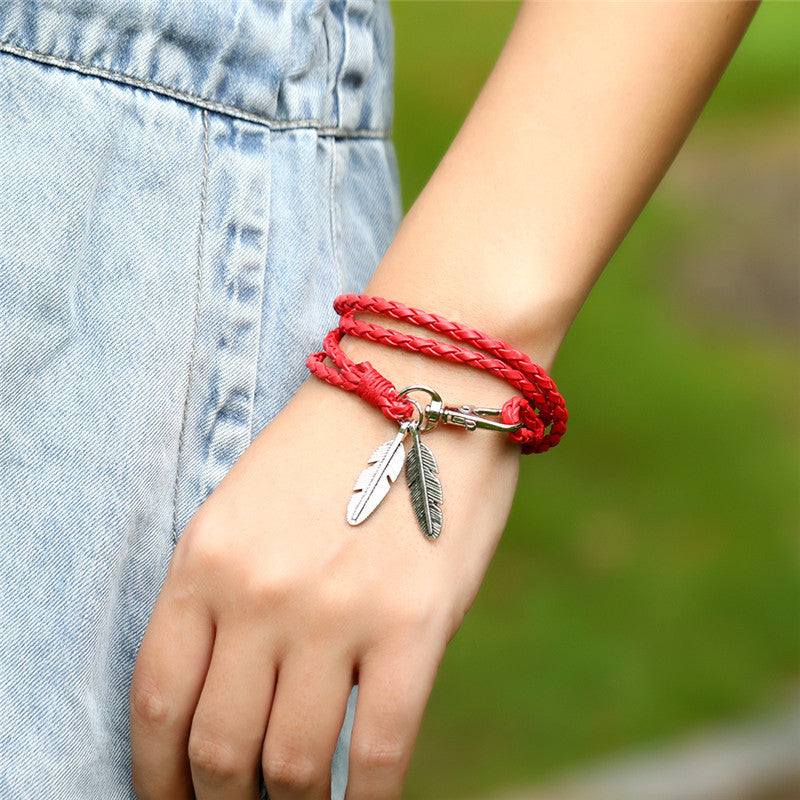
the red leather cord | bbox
[306,294,567,454]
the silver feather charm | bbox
[405,426,443,540]
[346,424,409,526]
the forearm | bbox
[363,0,759,379]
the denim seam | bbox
[336,0,349,132]
[171,108,210,545]
[330,137,345,296]
[244,136,272,445]
[328,0,346,291]
[0,40,392,140]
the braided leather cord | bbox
[306,295,567,454]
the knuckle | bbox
[129,677,174,729]
[187,732,243,782]
[262,749,324,792]
[243,568,298,610]
[385,591,439,634]
[178,512,227,571]
[177,511,306,618]
[350,732,406,774]
[314,575,359,625]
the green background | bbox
[388,2,800,797]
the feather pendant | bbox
[346,427,408,525]
[405,427,443,540]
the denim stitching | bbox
[171,109,210,545]
[330,137,344,296]
[337,0,350,132]
[329,0,346,293]
[244,133,272,446]
[0,40,391,140]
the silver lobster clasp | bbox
[432,404,522,433]
[398,385,523,433]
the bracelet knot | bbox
[502,396,546,454]
[352,362,413,420]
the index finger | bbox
[129,579,215,799]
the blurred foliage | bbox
[389,2,800,798]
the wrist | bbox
[363,256,572,376]
[301,293,560,540]
[307,293,567,460]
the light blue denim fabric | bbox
[0,1,402,797]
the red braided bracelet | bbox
[306,294,567,539]
[306,294,567,455]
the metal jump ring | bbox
[398,385,443,433]
[399,395,425,431]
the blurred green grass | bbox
[389,2,800,798]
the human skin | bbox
[130,3,760,799]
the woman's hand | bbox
[129,374,520,800]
